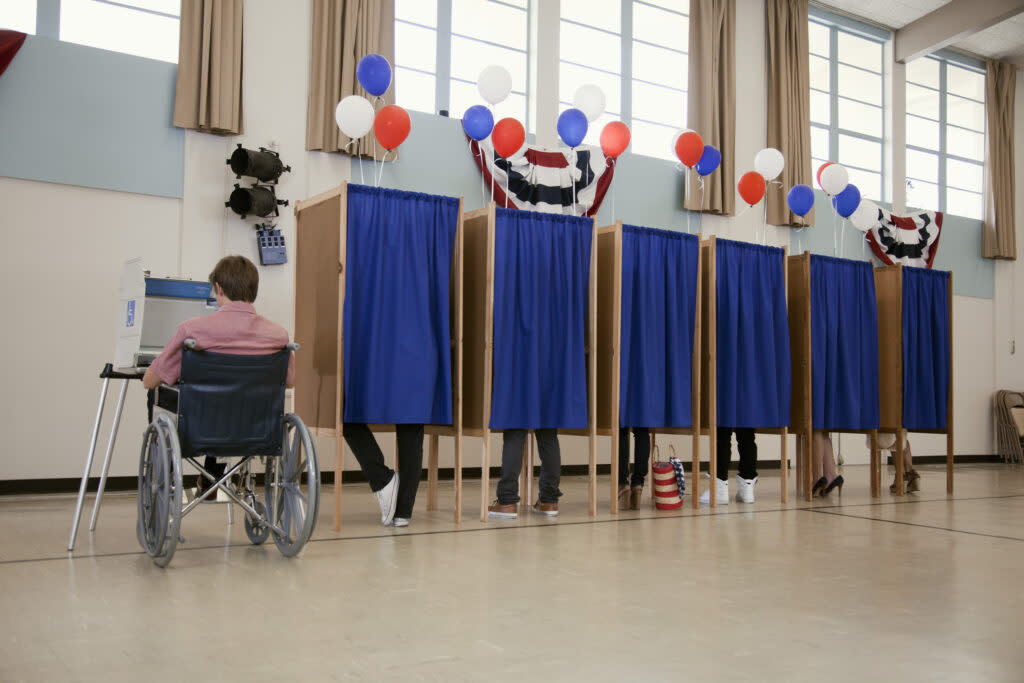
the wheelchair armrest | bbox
[287,342,299,352]
[184,338,198,350]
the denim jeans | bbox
[497,428,562,504]
[343,423,424,519]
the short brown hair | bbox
[209,255,259,302]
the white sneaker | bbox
[699,477,729,506]
[735,475,757,504]
[374,473,399,525]
[391,517,409,528]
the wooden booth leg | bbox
[780,429,789,504]
[481,431,491,522]
[523,431,535,511]
[870,431,879,497]
[334,434,344,532]
[427,434,439,511]
[691,429,700,510]
[611,427,620,515]
[650,433,658,510]
[946,431,954,495]
[454,433,463,524]
[589,431,597,517]
[894,432,905,496]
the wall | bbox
[0,0,1019,483]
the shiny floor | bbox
[2,463,1024,682]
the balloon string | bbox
[376,150,388,188]
[572,147,578,216]
[699,176,706,236]
[762,197,768,245]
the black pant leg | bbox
[631,428,650,487]
[394,424,424,519]
[716,426,734,479]
[534,429,562,503]
[617,428,631,486]
[497,429,527,504]
[342,423,394,492]
[735,428,758,480]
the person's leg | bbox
[534,429,563,504]
[716,426,734,479]
[617,428,631,487]
[736,428,758,480]
[342,423,394,492]
[394,424,425,519]
[631,428,650,488]
[904,437,920,491]
[496,429,527,504]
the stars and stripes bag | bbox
[651,444,686,510]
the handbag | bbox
[651,444,686,510]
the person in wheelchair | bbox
[143,255,295,500]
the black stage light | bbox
[227,144,291,183]
[226,184,288,218]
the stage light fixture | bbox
[227,144,291,183]
[226,184,288,219]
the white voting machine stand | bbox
[68,261,216,552]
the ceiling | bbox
[815,0,1024,65]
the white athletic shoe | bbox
[374,473,399,525]
[391,517,409,528]
[735,475,757,504]
[699,477,729,506]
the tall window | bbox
[395,0,529,126]
[0,0,36,34]
[809,11,887,201]
[905,54,985,219]
[560,0,688,160]
[60,0,180,64]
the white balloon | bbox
[335,95,374,139]
[754,148,784,180]
[573,84,606,122]
[851,199,880,232]
[819,163,849,196]
[477,65,513,105]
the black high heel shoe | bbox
[811,477,827,497]
[822,475,844,496]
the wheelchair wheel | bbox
[137,414,183,567]
[265,413,320,557]
[244,501,270,545]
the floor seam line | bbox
[804,508,1024,542]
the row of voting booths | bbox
[294,183,954,530]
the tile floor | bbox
[2,463,1023,682]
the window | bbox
[0,0,36,34]
[395,0,529,126]
[560,0,688,159]
[60,0,179,64]
[809,10,888,201]
[905,53,985,219]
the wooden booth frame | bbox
[462,204,598,522]
[698,236,790,506]
[597,221,704,513]
[293,182,465,531]
[787,252,879,501]
[872,264,954,496]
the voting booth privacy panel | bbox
[788,254,881,500]
[874,264,954,495]
[462,204,597,521]
[596,222,702,512]
[704,237,791,504]
[293,183,464,529]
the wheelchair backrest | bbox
[177,347,288,459]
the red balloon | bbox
[373,104,411,150]
[600,121,631,159]
[816,161,833,187]
[492,117,525,158]
[737,171,766,206]
[674,131,704,167]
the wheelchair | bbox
[137,339,319,567]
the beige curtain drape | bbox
[765,0,812,227]
[306,0,395,157]
[684,0,736,215]
[982,59,1016,260]
[172,0,243,135]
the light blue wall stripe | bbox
[789,190,994,299]
[0,35,184,199]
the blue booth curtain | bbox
[902,266,951,430]
[490,208,592,429]
[716,239,791,427]
[620,225,699,428]
[810,255,880,430]
[343,184,458,424]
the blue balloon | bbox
[786,184,815,217]
[557,108,588,148]
[356,54,392,97]
[695,145,721,176]
[462,105,494,141]
[832,183,861,218]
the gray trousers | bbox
[497,428,562,504]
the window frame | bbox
[808,7,889,202]
[904,49,986,217]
